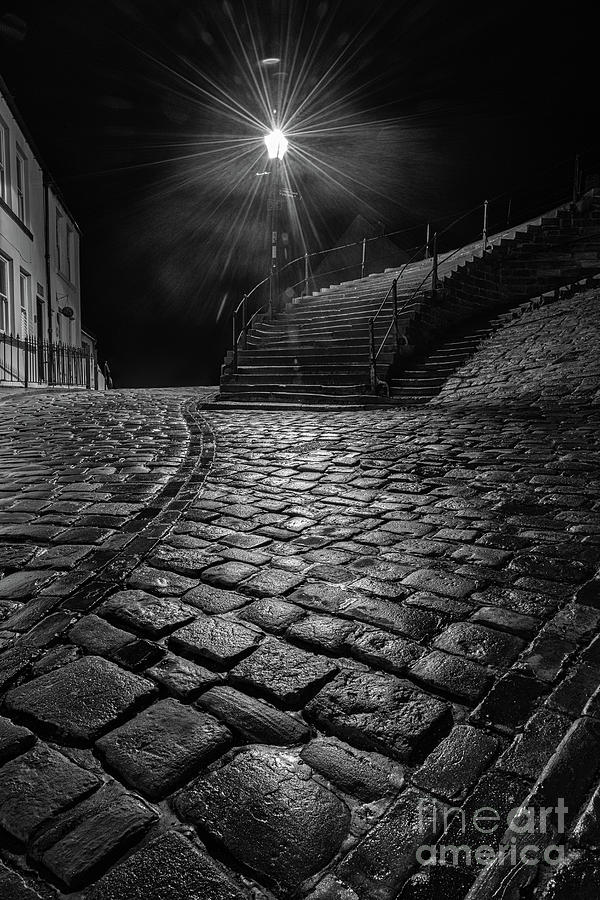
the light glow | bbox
[264,129,289,159]
[87,1,419,324]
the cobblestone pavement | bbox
[1,388,600,900]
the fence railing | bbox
[0,332,105,389]
[227,148,600,375]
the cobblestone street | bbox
[1,386,600,899]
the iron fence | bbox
[0,332,102,389]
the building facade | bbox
[0,75,81,356]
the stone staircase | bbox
[219,189,600,405]
[390,271,600,404]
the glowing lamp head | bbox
[264,129,288,160]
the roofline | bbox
[0,72,81,232]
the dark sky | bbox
[1,0,596,387]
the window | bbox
[0,118,8,204]
[0,256,11,334]
[56,209,63,271]
[15,148,27,222]
[66,225,74,282]
[19,270,30,337]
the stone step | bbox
[425,346,477,358]
[236,354,395,367]
[223,370,371,385]
[218,388,386,405]
[251,318,414,339]
[242,345,394,359]
[220,380,369,395]
[281,299,419,321]
[238,340,399,355]
[391,382,440,396]
[279,310,417,328]
[233,360,374,372]
[238,343,381,355]
[394,371,446,382]
[221,190,600,403]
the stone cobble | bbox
[0,386,599,898]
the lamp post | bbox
[264,128,288,317]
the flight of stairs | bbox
[391,270,600,404]
[219,189,600,405]
[390,330,492,405]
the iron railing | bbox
[231,275,269,372]
[227,148,599,376]
[368,241,432,391]
[0,332,104,389]
[368,187,600,392]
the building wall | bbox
[47,189,81,347]
[0,88,81,347]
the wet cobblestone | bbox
[0,384,599,897]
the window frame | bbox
[0,117,8,205]
[55,208,63,272]
[0,255,12,335]
[15,146,28,223]
[19,269,31,337]
[66,224,74,283]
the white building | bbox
[1,74,82,364]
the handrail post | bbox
[232,307,238,373]
[431,232,438,295]
[361,237,367,279]
[425,223,431,259]
[506,196,512,227]
[573,153,581,203]
[482,199,488,251]
[24,336,29,388]
[242,294,247,336]
[392,278,399,350]
[304,251,309,296]
[369,318,377,392]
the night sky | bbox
[1,1,596,387]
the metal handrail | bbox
[368,224,490,390]
[366,187,599,392]
[368,220,493,389]
[371,243,428,325]
[285,243,423,297]
[245,275,270,300]
[228,149,593,378]
[368,242,431,390]
[231,274,271,371]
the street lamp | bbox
[264,128,288,160]
[264,128,288,316]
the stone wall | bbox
[433,288,600,405]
